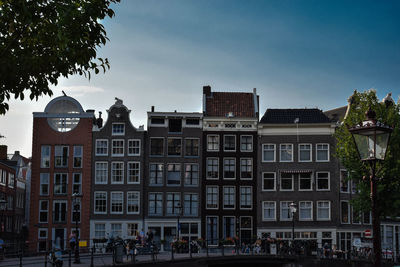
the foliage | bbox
[0,0,120,114]
[334,89,400,217]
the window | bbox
[151,117,165,125]
[240,158,252,179]
[316,172,330,191]
[54,146,68,167]
[223,186,235,209]
[206,216,218,245]
[184,193,198,216]
[94,192,107,214]
[54,173,67,194]
[223,158,235,179]
[184,164,199,186]
[185,138,199,156]
[224,135,236,151]
[206,186,218,209]
[111,192,123,214]
[72,199,81,223]
[299,173,312,191]
[240,186,252,209]
[340,170,349,193]
[299,144,311,162]
[263,201,276,221]
[127,192,140,214]
[72,173,82,194]
[128,139,140,156]
[111,223,122,238]
[262,172,276,191]
[363,211,371,224]
[150,138,164,156]
[127,223,138,237]
[111,162,124,184]
[95,162,108,184]
[167,163,181,185]
[149,163,163,185]
[299,201,313,221]
[112,140,124,156]
[317,201,330,221]
[223,217,235,239]
[95,139,108,156]
[186,118,200,125]
[207,135,219,151]
[7,173,14,188]
[262,144,275,162]
[240,135,253,152]
[53,201,67,223]
[149,192,163,216]
[39,200,48,223]
[41,145,50,168]
[127,162,140,184]
[168,118,182,133]
[112,123,125,135]
[168,138,182,156]
[6,195,13,210]
[341,201,350,224]
[316,144,329,161]
[352,206,361,224]
[38,228,48,251]
[280,173,293,191]
[206,158,219,179]
[95,224,106,239]
[73,146,82,168]
[0,170,6,185]
[280,201,292,221]
[166,193,181,215]
[280,144,293,162]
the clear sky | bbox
[1,0,399,157]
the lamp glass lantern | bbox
[289,202,297,217]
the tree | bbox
[0,0,120,114]
[335,90,400,218]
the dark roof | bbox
[0,159,18,169]
[324,106,348,122]
[260,109,331,124]
[205,92,256,118]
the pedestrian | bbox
[69,232,76,252]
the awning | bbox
[280,169,313,174]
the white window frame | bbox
[40,173,49,196]
[112,123,125,136]
[127,139,141,156]
[316,172,330,191]
[206,157,219,180]
[167,137,182,156]
[53,173,68,195]
[351,205,362,224]
[111,162,124,184]
[71,198,81,223]
[183,193,198,216]
[53,200,68,224]
[73,145,83,168]
[95,162,108,184]
[95,139,108,156]
[280,144,293,162]
[223,186,236,210]
[41,145,51,168]
[148,192,163,216]
[317,201,331,221]
[184,163,199,187]
[110,191,124,214]
[299,173,313,191]
[299,201,313,221]
[240,158,253,180]
[262,144,276,162]
[316,143,330,162]
[207,135,219,152]
[72,173,82,194]
[280,173,294,191]
[262,172,276,191]
[223,157,236,180]
[340,200,350,224]
[166,163,181,186]
[112,139,125,157]
[340,169,350,193]
[94,191,107,214]
[206,216,219,246]
[280,201,293,221]
[149,163,164,186]
[38,200,49,223]
[298,143,312,162]
[240,135,253,152]
[127,161,140,184]
[126,191,140,214]
[184,138,200,157]
[240,186,252,210]
[223,135,236,152]
[206,186,219,210]
[262,201,276,221]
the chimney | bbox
[96,111,103,128]
[203,85,211,97]
[0,145,7,160]
[151,106,155,112]
[14,151,20,156]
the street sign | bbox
[353,238,361,248]
[364,229,372,237]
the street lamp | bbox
[349,108,393,267]
[72,193,82,264]
[175,202,182,240]
[289,202,297,252]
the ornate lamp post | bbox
[72,193,82,264]
[349,108,393,267]
[289,202,297,252]
[175,202,182,240]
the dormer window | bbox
[186,118,200,126]
[151,117,165,124]
[112,123,125,135]
[169,118,182,133]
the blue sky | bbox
[1,0,399,156]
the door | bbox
[55,228,65,250]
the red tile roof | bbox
[205,92,256,118]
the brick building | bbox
[29,95,94,252]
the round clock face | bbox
[46,98,82,132]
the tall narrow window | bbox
[149,163,163,185]
[127,192,140,214]
[299,144,311,162]
[112,140,124,156]
[111,192,123,214]
[72,173,82,194]
[223,186,235,209]
[206,186,218,209]
[53,201,67,223]
[168,118,182,133]
[262,144,275,162]
[111,162,124,184]
[127,162,140,184]
[316,144,329,161]
[206,217,218,245]
[280,201,292,221]
[280,144,293,162]
[40,173,49,196]
[168,138,182,156]
[184,164,199,186]
[207,135,219,151]
[167,163,181,185]
[95,224,106,239]
[184,193,198,216]
[223,217,235,238]
[206,158,219,179]
[94,192,107,214]
[224,135,236,151]
[317,201,330,221]
[299,173,312,191]
[340,170,349,193]
[240,186,252,209]
[262,172,276,191]
[340,201,350,224]
[240,135,253,152]
[54,146,68,167]
[73,146,82,168]
[166,193,181,215]
[41,145,51,168]
[54,173,67,195]
[223,158,235,179]
[316,172,330,191]
[280,173,293,191]
[149,193,163,216]
[39,200,48,223]
[72,199,81,223]
[299,201,313,221]
[240,158,252,179]
[95,162,108,184]
[150,138,164,156]
[128,139,141,156]
[95,139,108,156]
[185,138,199,156]
[262,201,276,221]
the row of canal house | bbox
[28,87,400,255]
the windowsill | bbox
[95,182,108,185]
[316,160,329,162]
[95,154,108,156]
[184,155,199,158]
[206,177,219,180]
[299,219,313,221]
[94,212,107,215]
[299,160,312,163]
[167,155,182,157]
[261,189,276,192]
[261,160,275,163]
[206,149,219,152]
[223,177,236,180]
[240,207,252,210]
[223,149,236,152]
[111,182,124,185]
[149,184,164,187]
[299,189,313,192]
[149,155,164,157]
[240,150,253,153]
[184,184,199,187]
[127,182,140,185]
[127,154,141,157]
[111,154,125,157]
[280,189,294,192]
[279,160,293,163]
[206,207,218,210]
[316,189,330,192]
[262,219,276,222]
[240,177,253,180]
[317,218,331,221]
